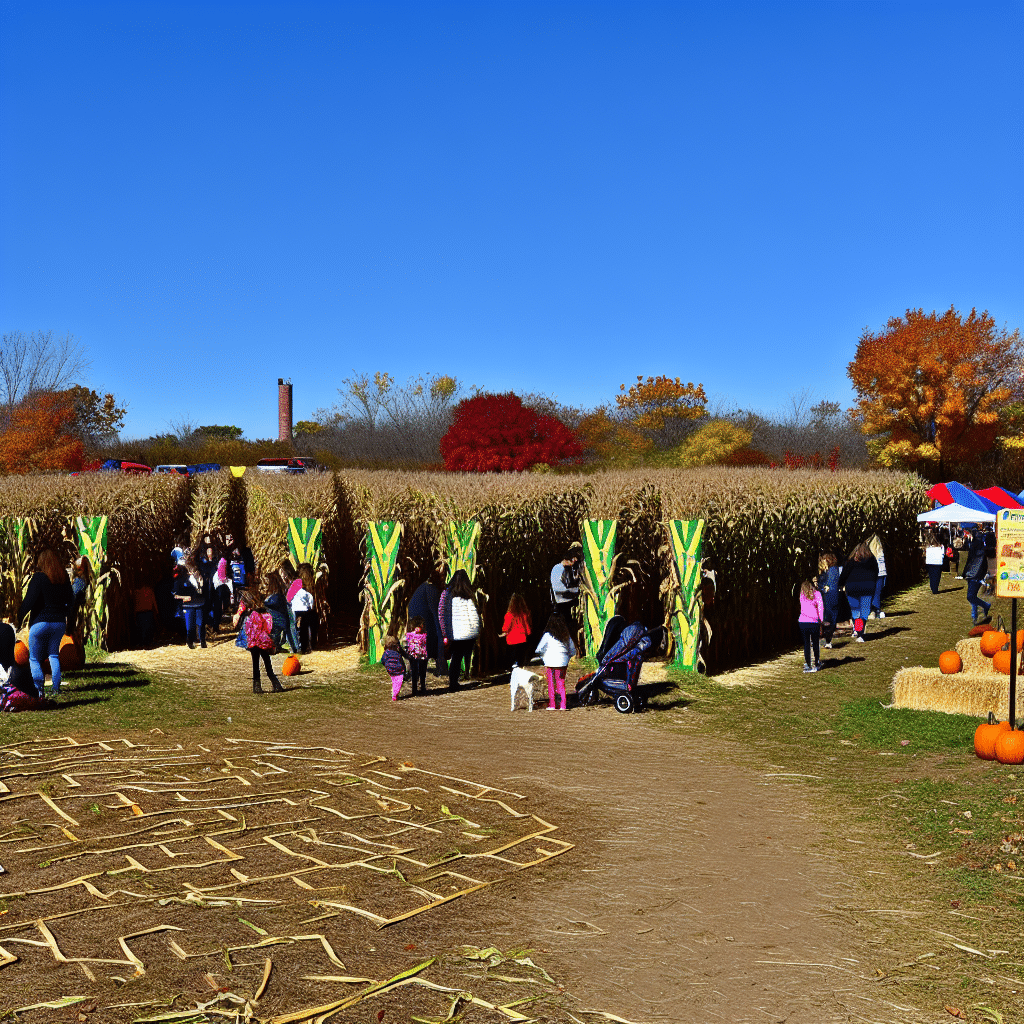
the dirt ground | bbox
[0,641,939,1024]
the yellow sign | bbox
[995,509,1024,598]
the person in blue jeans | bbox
[20,549,73,697]
[961,526,992,623]
[838,542,879,643]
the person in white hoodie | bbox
[438,570,480,691]
[534,613,577,711]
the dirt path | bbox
[89,641,919,1023]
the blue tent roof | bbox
[946,481,1000,514]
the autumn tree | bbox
[847,307,1023,476]
[0,331,88,428]
[440,392,582,472]
[0,391,84,473]
[577,376,707,464]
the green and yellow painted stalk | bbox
[288,517,323,574]
[76,515,109,647]
[667,518,704,671]
[443,520,482,583]
[581,519,617,658]
[363,520,403,663]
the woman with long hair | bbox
[175,550,207,649]
[19,549,73,697]
[838,541,879,643]
[438,569,480,691]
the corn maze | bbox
[0,467,928,672]
[0,734,574,1021]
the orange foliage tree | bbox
[0,391,84,473]
[847,307,1023,476]
[577,376,707,463]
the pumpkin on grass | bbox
[980,631,1009,658]
[13,640,29,666]
[995,730,1024,765]
[938,650,962,674]
[975,720,1012,760]
[283,654,301,676]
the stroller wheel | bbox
[614,693,634,714]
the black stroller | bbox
[575,616,660,714]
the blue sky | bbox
[1,0,1021,440]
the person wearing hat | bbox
[961,525,991,624]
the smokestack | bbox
[278,378,293,442]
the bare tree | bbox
[0,330,89,425]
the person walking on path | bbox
[238,592,284,694]
[175,551,207,649]
[867,533,887,618]
[798,580,824,673]
[381,635,407,701]
[923,530,945,595]
[403,617,429,695]
[838,542,878,643]
[438,570,480,691]
[20,549,73,698]
[499,593,532,669]
[961,525,992,624]
[816,553,842,649]
[535,613,577,710]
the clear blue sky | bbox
[1,0,1021,440]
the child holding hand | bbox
[381,635,407,702]
[798,579,824,673]
[403,617,428,695]
[534,614,576,711]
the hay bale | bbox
[891,666,1008,719]
[955,636,997,675]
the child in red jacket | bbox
[500,593,532,669]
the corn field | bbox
[0,467,928,670]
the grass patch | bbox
[834,698,977,751]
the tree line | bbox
[2,306,1022,486]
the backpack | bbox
[245,611,274,651]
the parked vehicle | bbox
[255,457,308,473]
[154,465,189,475]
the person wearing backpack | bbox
[234,590,284,694]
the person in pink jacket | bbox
[798,579,824,673]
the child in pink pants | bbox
[534,614,577,710]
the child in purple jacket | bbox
[381,635,407,701]
[798,580,824,673]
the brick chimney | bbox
[278,378,293,441]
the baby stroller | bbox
[575,616,660,714]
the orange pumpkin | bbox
[938,650,962,674]
[975,720,1012,760]
[58,635,83,672]
[969,623,996,637]
[282,654,301,676]
[980,631,1009,657]
[1014,630,1024,654]
[13,640,29,665]
[992,649,1015,675]
[995,730,1024,765]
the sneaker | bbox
[823,642,832,649]
[811,664,820,672]
[878,611,885,619]
[546,705,557,710]
[955,576,964,580]
[803,665,813,673]
[868,611,877,620]
[856,635,866,643]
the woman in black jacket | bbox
[174,552,207,649]
[20,549,74,696]
[837,542,879,643]
[962,526,992,624]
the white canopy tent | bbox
[917,503,996,524]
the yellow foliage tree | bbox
[673,420,752,468]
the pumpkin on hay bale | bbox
[283,654,301,676]
[938,650,962,674]
[892,666,1009,719]
[969,623,995,638]
[14,640,29,666]
[980,630,1008,658]
[992,648,1018,676]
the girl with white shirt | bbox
[534,614,576,711]
[923,529,945,594]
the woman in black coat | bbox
[961,526,992,624]
[407,580,445,675]
[837,542,878,643]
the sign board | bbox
[995,509,1024,598]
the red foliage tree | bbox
[0,391,84,473]
[440,393,582,472]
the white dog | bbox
[510,666,541,712]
